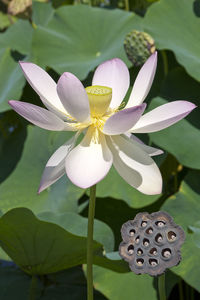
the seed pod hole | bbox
[137,248,143,255]
[155,233,163,243]
[127,244,134,255]
[149,259,158,267]
[146,227,153,234]
[141,221,147,227]
[155,221,165,227]
[136,258,144,266]
[162,248,172,259]
[129,229,135,236]
[168,231,176,241]
[143,238,150,247]
[149,248,157,255]
[135,236,140,244]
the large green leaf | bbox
[189,222,200,248]
[0,208,127,274]
[144,0,200,81]
[0,48,26,112]
[162,180,200,292]
[0,110,27,184]
[93,266,157,300]
[0,248,11,261]
[32,5,142,79]
[93,266,179,300]
[0,19,33,55]
[160,67,200,129]
[0,126,84,214]
[148,97,200,169]
[38,211,115,253]
[161,67,200,105]
[94,166,161,208]
[0,19,34,111]
[0,208,101,275]
[32,1,55,27]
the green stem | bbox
[87,185,96,300]
[178,280,184,300]
[190,286,194,300]
[186,282,190,300]
[174,172,178,192]
[124,0,129,11]
[161,50,168,76]
[148,136,152,147]
[158,273,166,300]
[29,275,37,300]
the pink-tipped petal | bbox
[103,104,146,135]
[19,62,68,119]
[57,72,90,123]
[38,134,79,193]
[107,135,162,195]
[126,52,157,108]
[65,128,113,188]
[9,100,66,131]
[130,101,197,133]
[92,58,130,109]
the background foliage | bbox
[0,0,200,299]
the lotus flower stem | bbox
[178,281,184,300]
[29,275,37,300]
[158,273,166,300]
[190,286,195,300]
[125,0,129,11]
[87,184,96,300]
[161,50,168,76]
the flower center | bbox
[85,85,112,117]
[67,86,116,141]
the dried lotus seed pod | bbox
[119,211,185,276]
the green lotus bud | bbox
[124,30,156,67]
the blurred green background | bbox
[0,0,200,299]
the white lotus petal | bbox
[124,134,163,156]
[38,133,79,193]
[124,132,144,144]
[57,72,90,122]
[20,62,69,119]
[132,141,163,156]
[107,135,162,195]
[65,127,113,188]
[126,52,157,108]
[130,101,197,133]
[103,104,146,135]
[92,58,130,108]
[9,100,67,131]
[130,135,146,144]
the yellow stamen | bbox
[67,106,119,137]
[66,86,122,143]
[85,85,112,117]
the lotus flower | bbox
[9,52,196,194]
